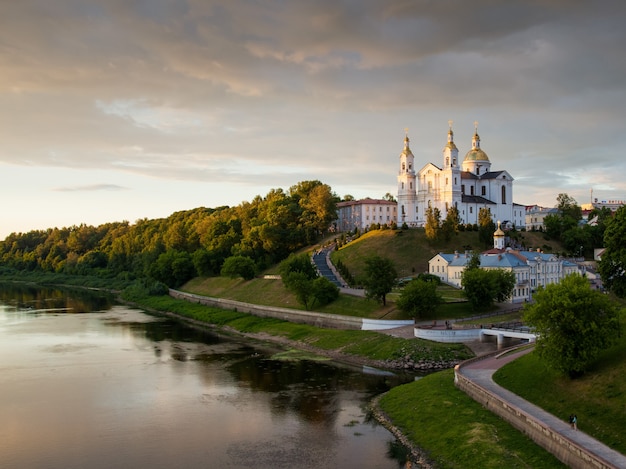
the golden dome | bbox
[464,148,490,162]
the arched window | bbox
[501,186,507,204]
[402,163,405,171]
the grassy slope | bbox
[182,228,557,320]
[331,228,563,280]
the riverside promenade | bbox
[378,323,626,468]
[460,348,626,469]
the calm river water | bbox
[0,285,416,469]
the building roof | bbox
[434,249,577,269]
[337,198,397,208]
[460,194,495,204]
[463,148,490,162]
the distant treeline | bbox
[0,180,338,288]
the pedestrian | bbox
[573,414,577,430]
[568,414,574,428]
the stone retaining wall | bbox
[169,289,363,330]
[454,357,617,469]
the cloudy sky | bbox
[2,0,625,239]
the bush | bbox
[221,255,256,280]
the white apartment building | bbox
[428,226,580,303]
[335,198,398,232]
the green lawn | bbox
[378,370,566,469]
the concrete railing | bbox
[455,355,619,469]
[415,327,481,343]
[362,319,414,331]
[416,326,535,349]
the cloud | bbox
[52,184,130,192]
[0,0,625,237]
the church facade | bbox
[396,123,525,229]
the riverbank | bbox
[0,279,584,468]
[128,294,568,469]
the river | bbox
[0,284,416,468]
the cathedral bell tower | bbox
[396,129,418,225]
[441,121,461,217]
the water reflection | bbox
[0,282,114,313]
[0,284,416,469]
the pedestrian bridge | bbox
[415,325,536,350]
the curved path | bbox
[461,348,626,469]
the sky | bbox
[2,0,626,239]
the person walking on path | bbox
[568,414,578,430]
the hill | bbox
[181,227,562,321]
[330,227,563,281]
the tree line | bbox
[0,180,338,288]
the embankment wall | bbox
[455,357,618,469]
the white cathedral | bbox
[397,122,525,229]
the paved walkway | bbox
[462,348,626,469]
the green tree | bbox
[289,180,339,243]
[478,207,496,246]
[361,256,397,306]
[466,251,481,270]
[310,277,340,308]
[556,193,582,222]
[524,274,620,378]
[544,193,582,241]
[149,250,196,288]
[599,205,626,297]
[441,206,461,242]
[461,252,515,309]
[461,267,495,310]
[396,278,442,320]
[283,271,316,309]
[424,206,441,242]
[279,253,317,281]
[543,213,561,240]
[279,253,323,309]
[220,255,256,280]
[493,269,516,302]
